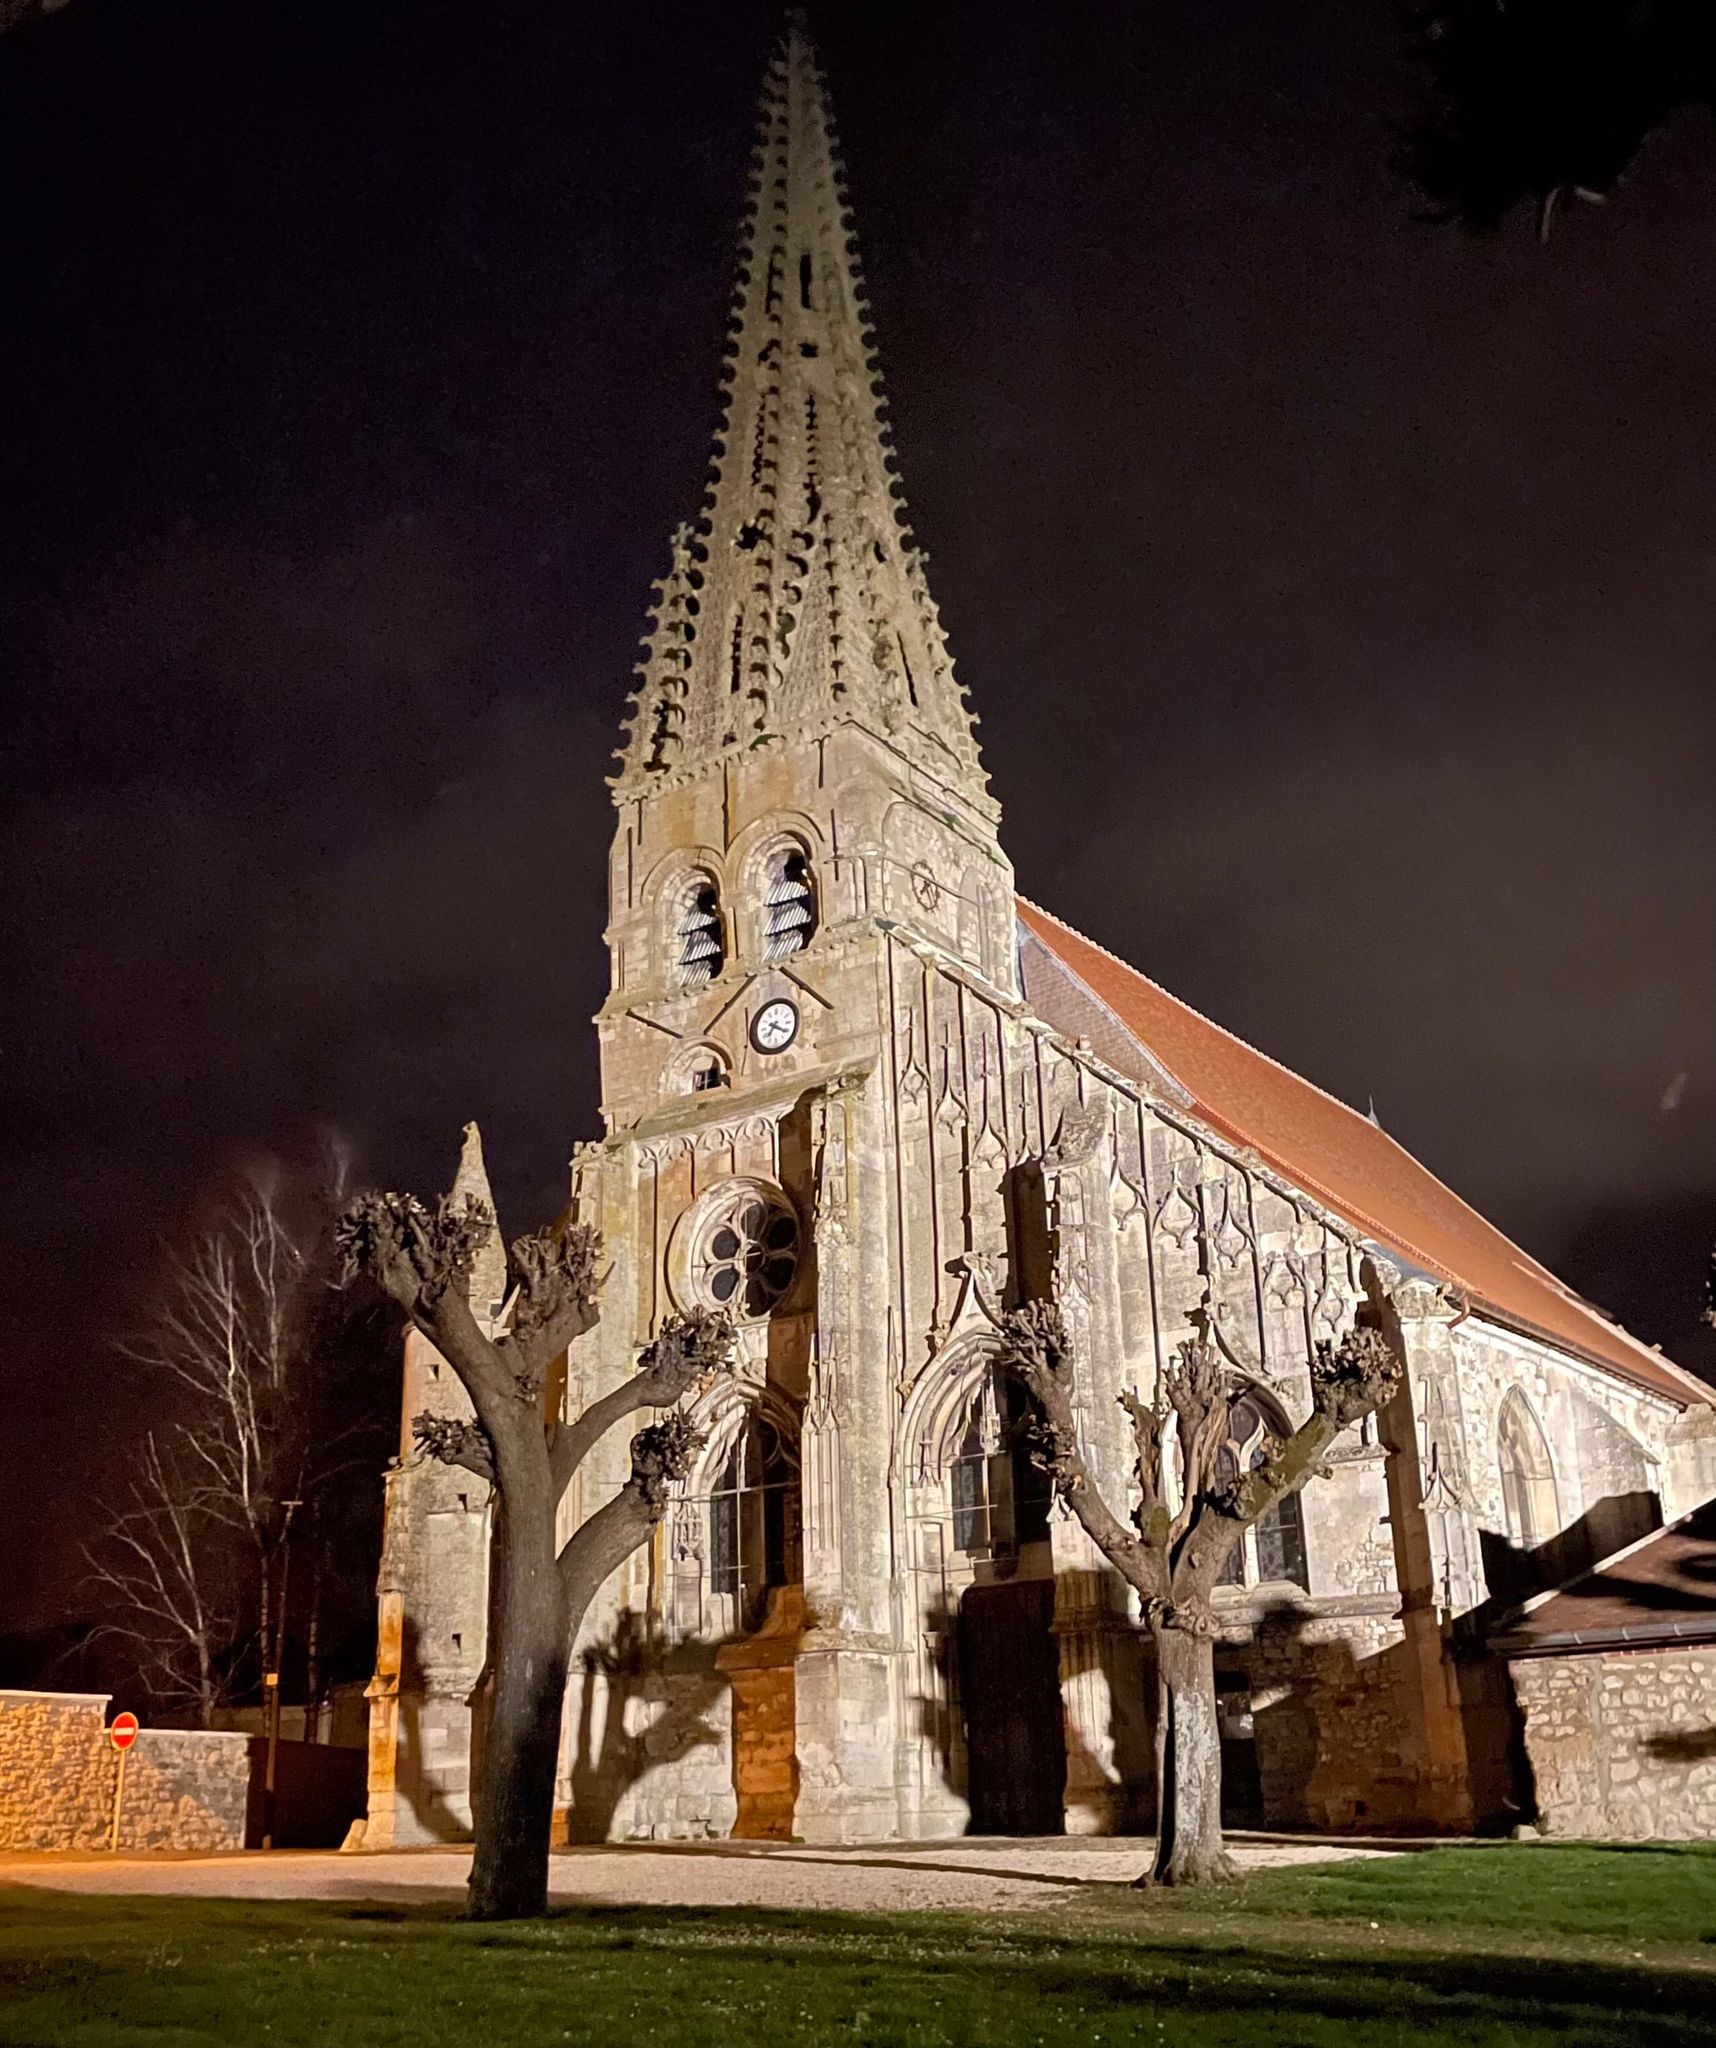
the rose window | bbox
[692,1189,800,1317]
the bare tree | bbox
[84,1431,240,1726]
[996,1290,1403,1886]
[336,1180,733,1921]
[86,1164,380,1724]
[128,1173,312,1678]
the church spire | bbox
[450,1120,508,1321]
[616,16,991,812]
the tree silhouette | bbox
[1399,2,1716,236]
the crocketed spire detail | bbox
[615,16,990,811]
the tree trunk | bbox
[465,1480,568,1921]
[197,1637,217,1731]
[1144,1621,1235,1887]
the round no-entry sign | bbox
[109,1712,139,1752]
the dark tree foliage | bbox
[1399,2,1716,234]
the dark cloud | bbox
[4,0,1713,1629]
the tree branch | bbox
[1179,1325,1403,1589]
[555,1412,703,1638]
[996,1302,1165,1606]
[336,1189,516,1412]
[548,1310,734,1496]
[497,1224,603,1388]
[413,1413,496,1484]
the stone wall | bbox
[1243,1605,1416,1829]
[561,1643,736,1844]
[0,1691,249,1852]
[0,1692,111,1850]
[1452,1322,1704,1600]
[1513,1647,1716,1840]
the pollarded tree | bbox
[995,1297,1402,1886]
[336,1182,732,1920]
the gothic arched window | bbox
[674,873,725,988]
[1498,1391,1559,1551]
[709,1410,801,1630]
[949,1367,1051,1557]
[1215,1389,1310,1592]
[761,844,816,962]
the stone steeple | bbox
[614,16,991,814]
[450,1120,509,1322]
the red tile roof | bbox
[1017,897,1710,1409]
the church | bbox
[360,22,1716,1849]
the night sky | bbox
[5,0,1714,1634]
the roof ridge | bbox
[1016,892,1376,1129]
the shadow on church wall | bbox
[562,1608,734,1844]
[392,1618,474,1845]
[1229,1600,1537,1836]
[1476,1491,1663,1612]
[912,1569,1155,1838]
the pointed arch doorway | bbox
[907,1347,1067,1836]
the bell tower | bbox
[598,16,1016,1136]
[564,16,1020,1847]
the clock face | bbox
[750,999,799,1054]
[910,860,942,911]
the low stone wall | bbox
[0,1692,111,1849]
[0,1689,250,1852]
[1513,1646,1716,1840]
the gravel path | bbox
[0,1837,1395,1915]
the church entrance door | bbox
[957,1579,1066,1835]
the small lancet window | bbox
[675,876,725,988]
[761,846,816,962]
[950,1369,1051,1557]
[709,1411,802,1632]
[799,250,814,310]
[1215,1390,1310,1592]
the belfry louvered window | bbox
[761,847,816,962]
[675,875,725,988]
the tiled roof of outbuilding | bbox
[1490,1497,1716,1653]
[1017,897,1710,1410]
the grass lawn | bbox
[1,1845,1713,2047]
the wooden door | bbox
[957,1578,1066,1835]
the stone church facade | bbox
[360,24,1716,1850]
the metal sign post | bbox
[107,1712,139,1853]
[260,1497,302,1852]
